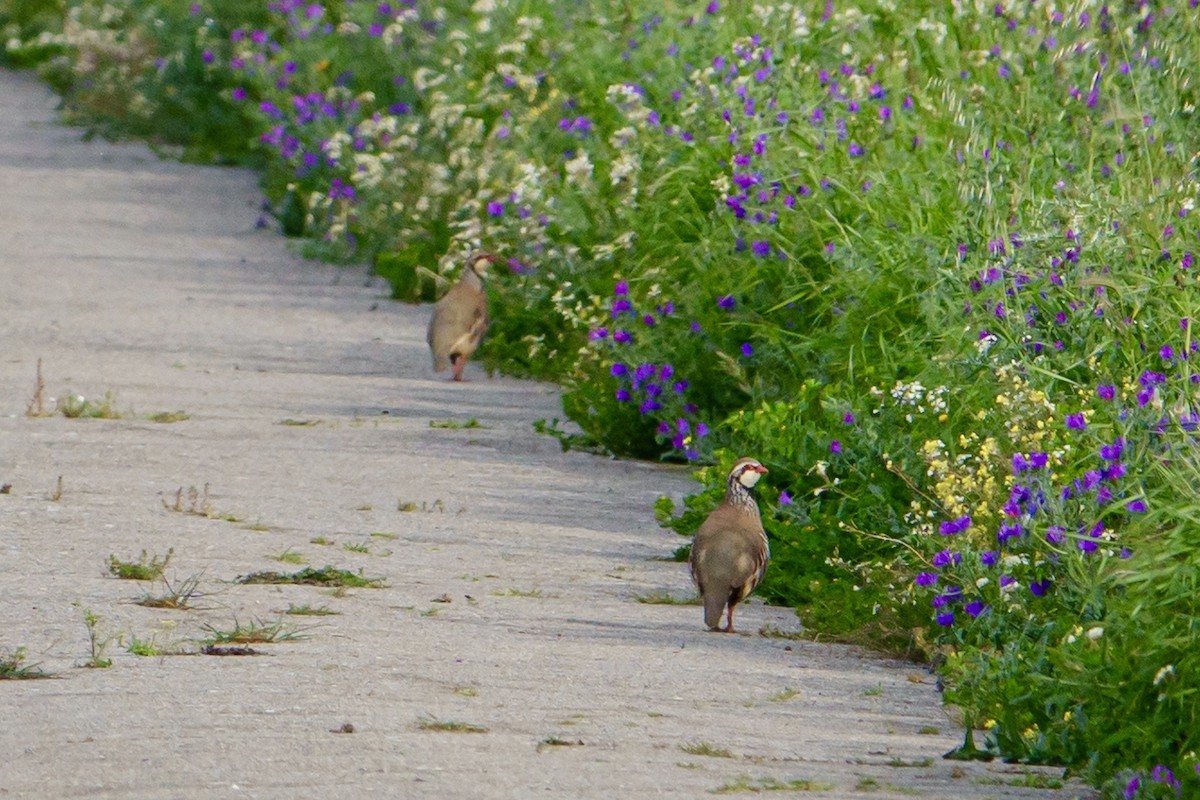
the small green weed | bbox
[202,618,308,645]
[492,588,543,598]
[126,636,186,657]
[532,418,607,454]
[108,549,173,581]
[679,742,733,759]
[135,573,206,610]
[416,716,488,734]
[76,604,114,668]
[712,775,834,794]
[768,688,800,702]
[342,542,370,554]
[0,647,52,680]
[284,604,340,616]
[58,390,122,419]
[236,565,386,588]
[270,550,306,565]
[398,499,445,512]
[148,411,189,423]
[975,772,1064,789]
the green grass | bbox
[0,648,52,680]
[491,588,544,598]
[134,573,205,610]
[712,775,834,794]
[283,604,340,616]
[679,742,733,759]
[126,636,186,657]
[269,549,306,565]
[148,411,189,423]
[58,390,122,419]
[108,549,173,581]
[201,618,308,645]
[975,772,1065,790]
[416,717,488,734]
[236,566,386,588]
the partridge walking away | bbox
[427,251,495,381]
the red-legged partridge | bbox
[426,251,495,381]
[689,457,769,633]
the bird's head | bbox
[466,251,498,277]
[729,457,768,489]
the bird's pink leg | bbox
[452,357,466,382]
[725,605,736,633]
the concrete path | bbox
[0,68,1094,799]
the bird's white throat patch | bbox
[737,468,763,488]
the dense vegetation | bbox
[4,1,1198,794]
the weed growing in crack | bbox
[0,647,53,680]
[108,549,173,581]
[58,390,123,419]
[135,573,207,610]
[236,565,385,588]
[201,618,309,645]
[491,588,544,598]
[148,411,189,423]
[713,775,833,794]
[679,742,733,759]
[283,604,339,616]
[126,635,187,657]
[75,604,115,668]
[416,716,488,734]
[270,550,306,565]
